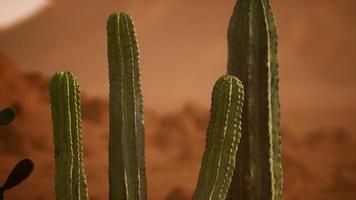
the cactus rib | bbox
[50,71,88,200]
[192,75,244,200]
[107,12,147,200]
[226,0,282,199]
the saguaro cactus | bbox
[226,0,282,199]
[50,71,89,200]
[192,75,244,200]
[47,1,282,198]
[107,13,147,200]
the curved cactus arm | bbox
[192,75,244,200]
[226,0,282,199]
[0,108,15,125]
[50,71,88,200]
[107,12,147,200]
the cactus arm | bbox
[78,97,89,200]
[125,14,147,198]
[0,108,15,125]
[50,72,73,200]
[107,12,147,200]
[226,0,281,199]
[50,71,88,200]
[70,76,89,200]
[107,13,126,200]
[192,75,244,200]
[261,0,282,199]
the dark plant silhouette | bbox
[0,108,15,125]
[0,108,34,200]
[0,159,34,200]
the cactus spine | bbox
[226,0,282,199]
[50,71,89,200]
[192,75,244,200]
[107,13,147,200]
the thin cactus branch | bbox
[192,75,244,200]
[107,12,147,200]
[226,0,282,199]
[49,71,88,200]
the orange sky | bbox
[0,0,355,133]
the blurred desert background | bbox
[0,0,355,199]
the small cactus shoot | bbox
[192,75,244,200]
[49,71,89,200]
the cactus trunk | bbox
[50,71,89,200]
[226,0,282,199]
[107,13,147,200]
[192,75,244,200]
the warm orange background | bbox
[0,0,355,199]
[1,0,355,133]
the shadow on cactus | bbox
[0,108,34,200]
[49,0,282,199]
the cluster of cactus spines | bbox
[192,75,244,200]
[226,0,282,199]
[0,159,34,200]
[0,108,15,125]
[49,71,88,200]
[107,12,147,200]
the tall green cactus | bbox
[107,13,147,200]
[49,71,89,200]
[226,0,282,199]
[47,1,282,198]
[192,75,244,200]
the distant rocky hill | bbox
[0,54,355,199]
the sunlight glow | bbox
[0,0,51,30]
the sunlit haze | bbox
[0,0,50,30]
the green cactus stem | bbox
[49,71,89,200]
[0,108,15,125]
[107,12,147,200]
[226,0,282,199]
[192,75,244,200]
[0,159,34,200]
